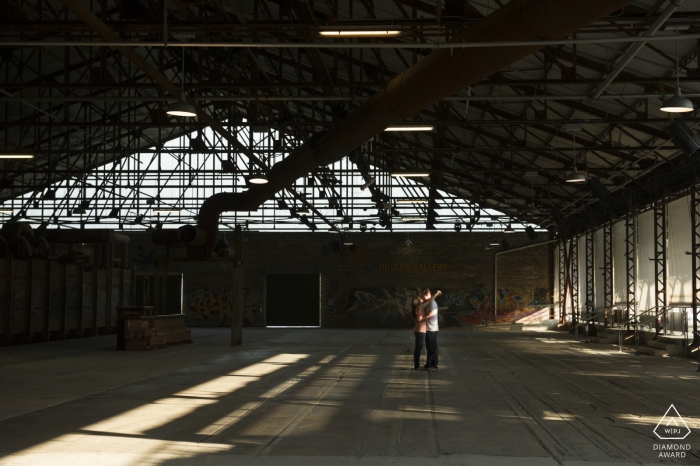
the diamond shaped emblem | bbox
[654,404,691,440]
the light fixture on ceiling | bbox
[566,129,586,183]
[297,207,311,216]
[661,39,694,113]
[504,224,515,233]
[247,172,269,184]
[319,29,401,37]
[390,172,430,178]
[167,47,197,118]
[384,125,434,132]
[153,208,182,214]
[167,94,197,117]
[0,152,34,159]
[489,235,500,246]
[527,176,538,213]
[396,198,428,204]
[454,223,462,232]
[566,167,586,183]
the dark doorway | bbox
[134,274,182,314]
[266,274,320,326]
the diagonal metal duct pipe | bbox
[197,0,633,255]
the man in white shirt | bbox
[421,288,440,370]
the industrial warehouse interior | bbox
[3,0,700,464]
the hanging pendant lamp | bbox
[566,131,586,183]
[167,48,197,118]
[661,39,694,113]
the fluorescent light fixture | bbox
[166,94,197,117]
[384,125,434,132]
[343,242,354,246]
[319,29,401,37]
[153,208,182,214]
[401,216,427,221]
[504,224,515,233]
[489,236,500,246]
[660,90,694,113]
[0,209,13,215]
[396,199,428,204]
[390,172,430,178]
[0,152,34,159]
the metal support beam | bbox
[590,0,684,99]
[571,236,579,326]
[654,201,667,339]
[625,210,636,326]
[604,221,613,328]
[559,239,566,324]
[692,188,700,345]
[585,228,596,335]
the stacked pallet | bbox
[116,307,192,351]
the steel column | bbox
[603,221,613,328]
[585,228,595,333]
[692,189,700,345]
[625,212,636,325]
[559,240,566,323]
[571,236,579,326]
[654,202,667,338]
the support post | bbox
[603,221,613,328]
[692,189,700,346]
[626,211,636,327]
[654,201,667,339]
[585,228,596,338]
[558,240,566,324]
[231,225,243,346]
[571,236,579,328]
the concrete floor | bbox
[1,326,699,466]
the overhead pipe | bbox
[590,0,684,100]
[191,0,633,254]
[6,32,697,49]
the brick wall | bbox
[124,231,552,328]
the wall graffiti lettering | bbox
[184,287,261,326]
[342,286,548,328]
[187,288,234,324]
[132,246,156,265]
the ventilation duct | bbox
[190,0,632,255]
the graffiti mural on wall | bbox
[342,286,548,328]
[186,288,233,325]
[132,246,156,265]
[184,287,262,326]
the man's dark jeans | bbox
[413,332,426,369]
[425,331,438,368]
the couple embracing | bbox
[411,288,441,370]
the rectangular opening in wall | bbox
[266,273,320,327]
[135,273,183,314]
